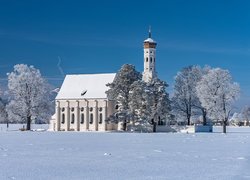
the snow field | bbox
[0,128,250,179]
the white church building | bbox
[50,29,161,131]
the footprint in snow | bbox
[154,150,162,153]
[237,157,246,160]
[104,153,111,156]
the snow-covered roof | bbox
[144,38,156,43]
[56,73,116,100]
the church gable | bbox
[56,73,116,100]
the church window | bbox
[71,107,74,112]
[81,113,84,124]
[150,51,152,53]
[150,57,152,63]
[62,114,65,124]
[150,68,152,70]
[99,107,102,112]
[99,113,103,124]
[89,107,93,112]
[71,114,75,124]
[146,57,148,62]
[90,114,93,124]
[62,107,65,112]
[81,107,84,112]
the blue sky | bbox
[0,0,249,109]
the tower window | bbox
[150,68,152,70]
[150,51,152,53]
[150,57,152,63]
[90,114,93,124]
[89,107,93,112]
[71,114,75,124]
[146,57,148,62]
[81,113,84,124]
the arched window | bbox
[81,107,84,112]
[62,114,65,124]
[150,57,152,63]
[99,113,103,124]
[62,107,65,112]
[71,107,74,112]
[71,114,75,124]
[146,57,148,62]
[81,113,84,124]
[90,114,93,124]
[89,107,93,112]
[99,107,102,112]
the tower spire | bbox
[149,26,152,38]
[143,27,157,83]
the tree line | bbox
[0,63,242,133]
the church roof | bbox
[56,73,116,100]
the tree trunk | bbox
[123,121,127,131]
[27,116,31,130]
[202,109,207,126]
[187,114,191,125]
[153,122,157,132]
[223,120,227,133]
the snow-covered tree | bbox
[0,100,7,123]
[241,106,250,126]
[128,80,152,128]
[106,64,141,131]
[6,64,53,130]
[128,78,171,132]
[196,68,240,133]
[148,78,171,132]
[172,65,208,125]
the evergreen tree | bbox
[106,64,141,131]
[148,78,171,132]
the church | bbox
[50,29,160,131]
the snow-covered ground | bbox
[0,126,250,180]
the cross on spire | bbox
[149,26,152,38]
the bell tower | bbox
[142,27,157,82]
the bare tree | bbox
[6,64,53,130]
[196,68,240,133]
